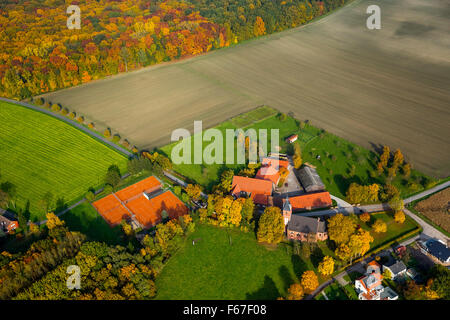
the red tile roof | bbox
[289,192,332,211]
[256,166,280,185]
[127,191,188,228]
[261,157,289,169]
[232,176,273,206]
[115,176,162,202]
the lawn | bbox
[160,107,434,198]
[357,211,419,252]
[0,101,128,220]
[61,202,125,246]
[155,223,314,300]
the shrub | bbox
[103,128,111,138]
[103,185,113,194]
[68,111,76,119]
[122,139,130,148]
[44,102,51,109]
[61,108,69,116]
[85,191,95,202]
[51,104,61,112]
[112,134,121,143]
[88,122,95,129]
[360,212,371,223]
[76,116,84,124]
[35,97,44,105]
[394,211,406,224]
[132,146,139,153]
[173,186,182,196]
[279,113,287,121]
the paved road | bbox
[403,180,450,204]
[0,97,133,157]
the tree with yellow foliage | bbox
[301,270,319,294]
[46,212,65,229]
[359,212,371,223]
[373,219,387,233]
[185,184,202,201]
[327,213,356,244]
[286,283,304,300]
[394,210,405,224]
[380,145,390,167]
[318,256,335,277]
[348,228,373,262]
[229,199,243,226]
[257,206,284,244]
[335,243,351,263]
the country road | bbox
[0,97,133,158]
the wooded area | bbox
[0,0,347,99]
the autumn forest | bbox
[0,0,348,99]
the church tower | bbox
[282,195,292,226]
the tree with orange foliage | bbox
[359,212,371,223]
[286,283,304,300]
[301,270,319,294]
[253,16,266,36]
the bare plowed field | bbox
[414,188,450,234]
[41,0,450,177]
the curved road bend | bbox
[0,97,133,157]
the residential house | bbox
[231,176,273,206]
[0,209,19,234]
[297,165,326,193]
[418,239,450,265]
[355,261,399,300]
[383,260,407,280]
[285,134,298,143]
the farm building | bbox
[92,176,188,229]
[255,156,290,186]
[284,192,332,212]
[296,165,326,193]
[231,176,273,206]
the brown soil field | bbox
[40,0,450,178]
[414,188,450,233]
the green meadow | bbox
[0,101,128,220]
[160,106,434,199]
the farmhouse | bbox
[255,156,289,186]
[231,176,273,206]
[0,209,18,234]
[285,192,332,212]
[92,176,188,229]
[297,165,325,193]
[355,261,398,300]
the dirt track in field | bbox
[41,0,450,178]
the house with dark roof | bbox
[296,165,325,193]
[383,260,407,280]
[0,209,19,234]
[419,239,450,265]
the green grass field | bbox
[161,107,435,198]
[61,202,125,245]
[358,211,419,251]
[156,223,315,300]
[0,101,128,220]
